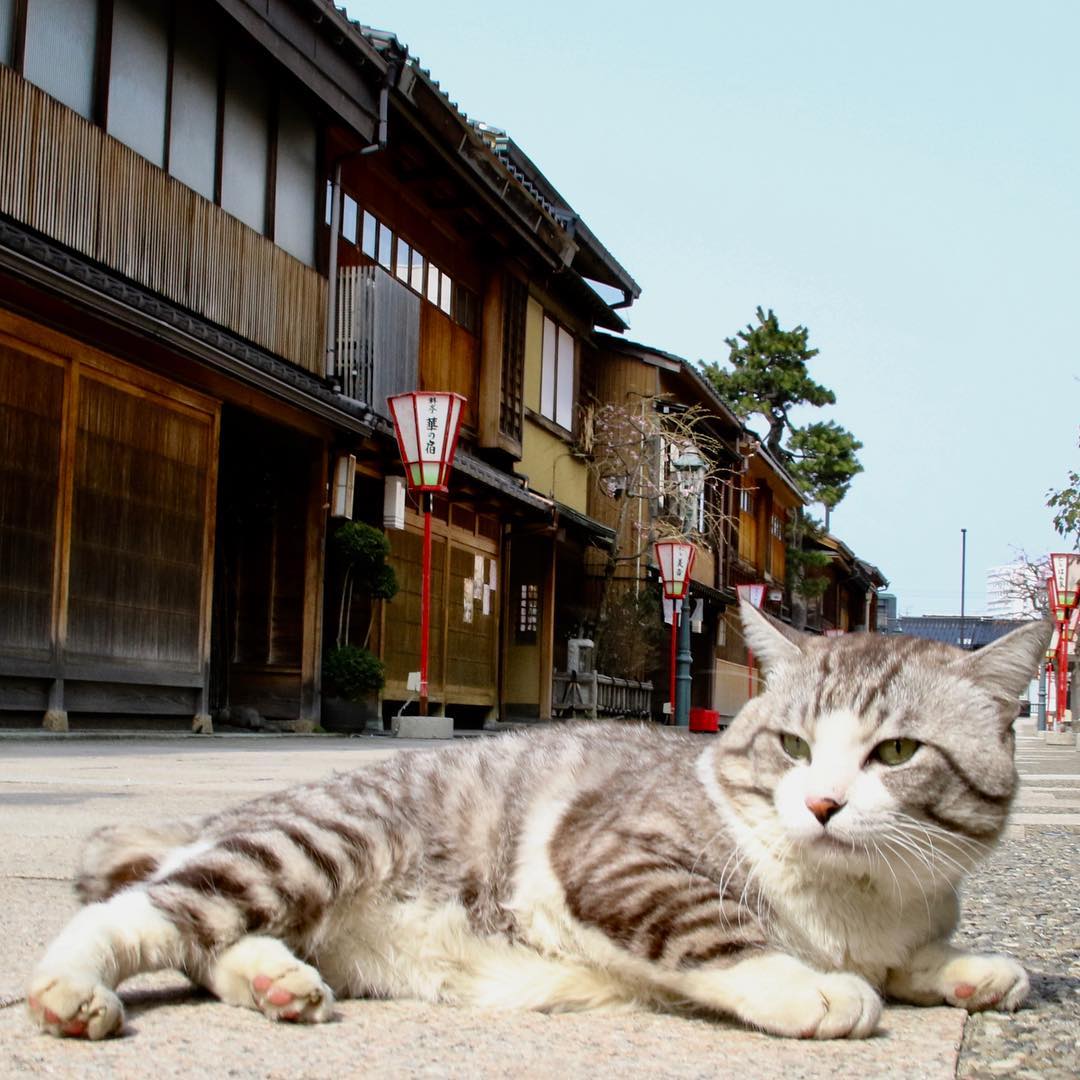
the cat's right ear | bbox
[739,598,804,674]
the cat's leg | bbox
[886,940,1029,1012]
[661,951,882,1039]
[203,935,335,1023]
[27,889,183,1039]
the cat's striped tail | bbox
[75,821,201,903]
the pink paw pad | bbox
[954,983,976,1000]
[252,974,273,993]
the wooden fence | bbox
[551,670,653,720]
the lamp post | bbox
[1046,554,1080,731]
[670,444,707,727]
[736,583,766,700]
[654,539,695,726]
[387,391,466,717]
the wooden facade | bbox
[0,310,218,726]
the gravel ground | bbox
[955,785,1080,1077]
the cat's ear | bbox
[960,619,1053,703]
[739,597,804,674]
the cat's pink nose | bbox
[806,797,844,825]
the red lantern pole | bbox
[419,492,433,716]
[388,391,465,721]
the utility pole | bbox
[959,527,967,649]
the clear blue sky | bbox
[343,0,1079,616]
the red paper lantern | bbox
[654,540,696,600]
[387,391,466,492]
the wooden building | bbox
[0,0,638,729]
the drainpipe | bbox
[324,62,398,385]
[324,161,343,383]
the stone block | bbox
[1044,730,1078,748]
[392,714,453,739]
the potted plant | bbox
[322,522,398,733]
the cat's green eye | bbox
[780,733,811,762]
[872,738,920,766]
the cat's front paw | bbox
[27,971,124,1040]
[743,972,885,1036]
[249,965,335,1023]
[940,954,1029,1013]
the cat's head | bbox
[716,600,1051,877]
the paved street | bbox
[0,729,1076,1079]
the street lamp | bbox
[1046,554,1080,731]
[655,539,696,725]
[670,443,708,727]
[736,583,766,700]
[388,391,466,716]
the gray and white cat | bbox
[27,601,1049,1041]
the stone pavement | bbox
[955,734,1080,1080]
[0,730,1072,1079]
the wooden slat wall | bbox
[66,374,211,665]
[0,67,326,375]
[0,342,65,656]
[420,304,478,429]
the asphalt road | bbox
[2,729,1058,1079]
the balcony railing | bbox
[335,264,419,416]
[0,67,325,374]
[551,670,653,720]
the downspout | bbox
[324,61,399,385]
[324,161,343,382]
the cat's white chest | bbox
[767,870,936,981]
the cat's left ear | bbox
[739,598,805,675]
[959,619,1053,703]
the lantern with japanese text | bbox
[388,392,466,715]
[654,540,696,721]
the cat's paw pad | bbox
[250,965,335,1023]
[941,954,1029,1013]
[745,971,882,1040]
[27,972,124,1040]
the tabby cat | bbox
[27,601,1049,1041]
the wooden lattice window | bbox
[500,275,527,443]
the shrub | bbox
[323,645,385,700]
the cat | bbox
[27,600,1049,1041]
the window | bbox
[220,52,271,233]
[0,0,15,66]
[169,7,220,202]
[517,583,539,642]
[740,487,755,515]
[377,224,392,269]
[273,92,317,265]
[771,512,785,540]
[342,195,358,245]
[395,238,411,283]
[426,263,441,305]
[361,210,377,258]
[23,0,100,120]
[410,249,425,292]
[438,272,453,315]
[540,316,574,431]
[107,0,170,166]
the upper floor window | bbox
[540,315,574,431]
[770,512,785,540]
[739,487,755,515]
[332,199,479,335]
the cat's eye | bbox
[780,733,811,762]
[871,738,920,766]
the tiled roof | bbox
[894,616,1032,649]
